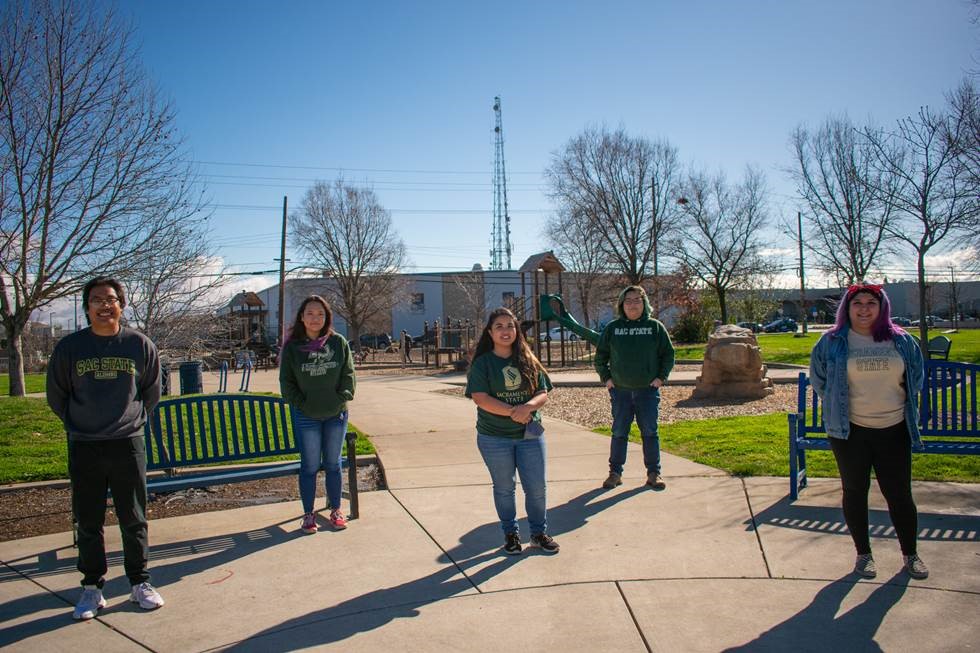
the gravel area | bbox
[0,464,384,542]
[440,381,797,429]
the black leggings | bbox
[829,421,918,556]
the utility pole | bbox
[949,265,959,331]
[651,180,660,317]
[797,211,808,335]
[277,196,287,347]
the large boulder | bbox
[692,325,774,399]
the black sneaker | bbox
[503,531,522,555]
[529,532,560,554]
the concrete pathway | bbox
[1,372,978,651]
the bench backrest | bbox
[144,394,296,470]
[796,360,979,438]
[927,335,952,360]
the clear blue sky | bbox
[123,0,976,294]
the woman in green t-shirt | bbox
[465,307,559,555]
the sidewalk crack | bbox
[741,478,773,578]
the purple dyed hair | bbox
[827,286,904,341]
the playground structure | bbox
[407,252,603,370]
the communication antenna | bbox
[491,96,513,270]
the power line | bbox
[192,159,542,175]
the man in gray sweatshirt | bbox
[46,277,164,620]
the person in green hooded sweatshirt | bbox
[595,285,675,490]
[279,295,356,534]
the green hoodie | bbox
[595,286,675,389]
[279,334,356,419]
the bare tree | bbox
[292,179,409,345]
[864,103,980,347]
[0,0,200,395]
[545,126,683,285]
[121,214,228,355]
[543,208,611,328]
[446,270,487,326]
[672,167,773,324]
[946,79,980,272]
[790,116,896,284]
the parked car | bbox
[736,321,763,333]
[892,316,912,327]
[763,318,798,333]
[359,333,392,349]
[538,326,578,342]
[910,316,937,327]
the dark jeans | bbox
[69,436,150,587]
[829,421,918,556]
[608,386,661,475]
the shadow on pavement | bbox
[221,485,649,651]
[0,518,294,648]
[747,496,980,543]
[722,572,910,652]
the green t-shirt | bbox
[464,352,552,438]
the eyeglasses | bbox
[847,284,882,297]
[89,296,120,306]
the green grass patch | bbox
[0,374,47,395]
[0,395,375,484]
[594,413,980,482]
[0,397,69,483]
[675,329,980,366]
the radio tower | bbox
[491,96,512,270]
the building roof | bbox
[518,251,565,274]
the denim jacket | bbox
[808,325,924,447]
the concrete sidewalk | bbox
[1,372,978,651]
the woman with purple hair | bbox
[809,284,928,580]
[279,295,356,534]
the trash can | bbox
[160,362,171,396]
[178,361,204,395]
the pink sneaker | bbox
[300,512,317,534]
[328,508,347,530]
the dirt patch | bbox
[0,463,384,542]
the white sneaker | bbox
[73,585,106,620]
[129,582,165,610]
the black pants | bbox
[68,436,150,587]
[829,421,918,556]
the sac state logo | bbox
[502,365,522,391]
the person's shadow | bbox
[221,485,648,651]
[0,517,296,648]
[723,572,911,652]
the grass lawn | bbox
[594,413,980,482]
[675,329,980,366]
[0,374,47,395]
[0,396,375,484]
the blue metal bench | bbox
[788,360,980,500]
[143,393,360,518]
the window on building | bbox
[411,293,425,313]
[502,292,514,309]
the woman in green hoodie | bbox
[595,285,675,490]
[279,295,356,533]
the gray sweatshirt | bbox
[46,326,161,441]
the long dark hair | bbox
[827,284,903,342]
[472,307,546,392]
[288,295,334,343]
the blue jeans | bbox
[293,409,348,513]
[477,433,547,536]
[609,386,661,475]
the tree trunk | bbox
[718,287,729,325]
[5,322,26,397]
[917,255,929,358]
